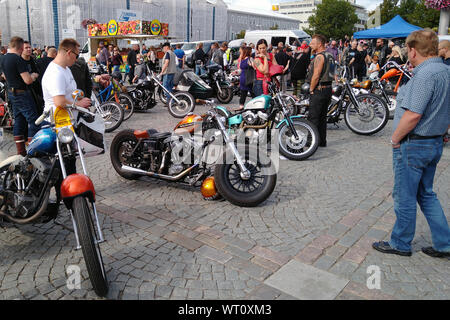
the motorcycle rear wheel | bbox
[344,93,389,135]
[214,145,277,207]
[168,92,195,118]
[72,196,108,297]
[110,130,141,180]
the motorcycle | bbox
[109,102,277,207]
[127,64,195,118]
[0,81,13,129]
[158,64,234,107]
[0,90,108,296]
[297,67,389,136]
[217,80,319,161]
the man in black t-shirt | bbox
[0,37,40,155]
[275,47,290,92]
[126,44,139,84]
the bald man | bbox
[37,47,57,83]
[438,40,450,65]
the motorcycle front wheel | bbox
[278,119,319,161]
[168,92,195,118]
[216,87,234,104]
[344,93,389,135]
[214,145,277,207]
[72,196,108,297]
[96,101,124,133]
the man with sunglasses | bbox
[41,38,91,123]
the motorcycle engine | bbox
[1,158,49,218]
[242,111,268,126]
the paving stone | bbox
[249,246,290,266]
[265,260,349,300]
[195,245,233,264]
[224,245,254,261]
[164,232,203,251]
[221,235,255,251]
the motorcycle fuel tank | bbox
[27,127,57,157]
[244,95,271,110]
[174,114,203,134]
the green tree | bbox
[405,0,440,28]
[379,0,400,24]
[306,0,358,40]
[236,30,246,39]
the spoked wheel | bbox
[384,90,397,119]
[158,87,168,105]
[110,130,142,180]
[96,101,124,133]
[214,145,277,207]
[278,119,319,161]
[109,93,134,121]
[168,92,195,118]
[275,94,298,123]
[216,87,233,104]
[72,196,108,297]
[344,93,389,135]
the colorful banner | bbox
[88,20,169,37]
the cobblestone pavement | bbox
[1,96,449,300]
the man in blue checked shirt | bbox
[372,29,450,259]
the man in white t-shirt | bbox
[42,38,91,120]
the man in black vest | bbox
[306,34,333,147]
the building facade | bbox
[0,0,306,47]
[227,5,301,40]
[0,0,229,47]
[277,0,368,32]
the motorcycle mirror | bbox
[71,89,85,101]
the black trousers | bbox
[308,87,332,146]
[239,89,255,106]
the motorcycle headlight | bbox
[58,127,74,144]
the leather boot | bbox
[14,135,27,156]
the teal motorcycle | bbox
[216,81,319,161]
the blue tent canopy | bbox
[354,15,422,39]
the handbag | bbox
[269,64,284,77]
[244,67,256,88]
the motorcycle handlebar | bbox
[35,110,50,126]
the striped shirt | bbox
[393,57,450,136]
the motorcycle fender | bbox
[220,80,231,87]
[60,174,96,208]
[276,115,307,129]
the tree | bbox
[236,30,246,39]
[306,0,358,40]
[407,0,440,28]
[379,0,400,24]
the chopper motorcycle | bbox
[159,64,234,106]
[110,102,277,207]
[297,66,389,136]
[0,90,108,296]
[127,64,195,119]
[216,80,319,161]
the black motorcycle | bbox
[127,65,195,118]
[297,67,389,136]
[201,64,234,104]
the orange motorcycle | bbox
[110,102,277,207]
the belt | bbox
[316,84,332,90]
[8,88,27,94]
[403,134,443,142]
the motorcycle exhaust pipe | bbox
[121,165,197,182]
[0,191,50,225]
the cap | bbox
[162,42,171,48]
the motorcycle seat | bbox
[134,129,171,140]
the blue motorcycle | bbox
[216,81,319,161]
[0,90,108,296]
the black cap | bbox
[162,42,171,48]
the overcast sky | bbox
[229,0,384,12]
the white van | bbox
[244,30,311,48]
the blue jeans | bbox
[253,80,263,97]
[195,64,205,76]
[8,91,40,138]
[163,73,175,101]
[390,137,450,252]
